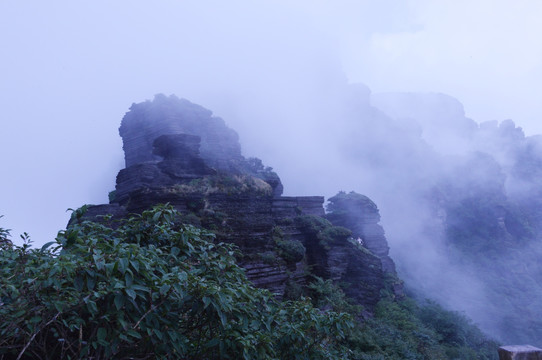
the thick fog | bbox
[2,0,542,344]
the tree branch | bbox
[16,311,61,360]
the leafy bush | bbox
[108,190,117,203]
[295,215,333,234]
[303,276,499,360]
[417,300,498,359]
[271,226,305,264]
[0,205,353,359]
[0,216,11,249]
[350,298,499,360]
[276,239,306,264]
[308,277,362,316]
[258,251,278,265]
[317,226,352,249]
[168,174,272,196]
[295,215,351,250]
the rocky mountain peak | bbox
[80,95,401,311]
[119,94,243,171]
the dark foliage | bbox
[0,206,354,359]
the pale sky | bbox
[1,0,542,245]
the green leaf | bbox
[66,229,78,246]
[41,241,56,252]
[97,327,107,345]
[114,293,125,310]
[160,284,171,296]
[87,277,96,291]
[171,247,180,257]
[29,316,42,324]
[127,329,142,339]
[132,284,150,293]
[119,258,128,274]
[153,211,162,223]
[104,262,116,275]
[125,272,133,287]
[85,269,96,278]
[205,338,220,348]
[126,288,136,300]
[86,300,98,315]
[93,254,105,270]
[219,311,227,327]
[153,328,164,340]
[53,301,63,312]
[130,260,140,273]
[73,276,84,292]
[12,309,26,317]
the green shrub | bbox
[301,275,499,360]
[276,239,306,264]
[168,174,272,196]
[317,226,352,248]
[179,211,201,226]
[0,216,11,249]
[271,226,305,264]
[0,205,354,359]
[283,278,304,300]
[295,215,351,249]
[308,277,362,316]
[108,190,117,203]
[351,298,499,360]
[295,215,333,234]
[259,251,278,265]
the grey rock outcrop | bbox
[326,191,398,274]
[296,217,385,310]
[119,94,243,171]
[498,345,542,360]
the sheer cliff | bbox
[82,94,401,312]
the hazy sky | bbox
[1,0,542,245]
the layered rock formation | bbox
[326,191,398,274]
[83,94,399,311]
[498,345,542,360]
[119,94,243,171]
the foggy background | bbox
[2,0,542,343]
[2,0,541,246]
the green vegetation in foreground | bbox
[305,275,498,359]
[0,206,498,359]
[0,206,352,359]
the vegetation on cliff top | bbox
[167,174,273,197]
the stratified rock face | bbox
[119,94,284,197]
[302,226,384,310]
[114,134,217,208]
[272,196,325,218]
[498,345,542,360]
[326,191,398,275]
[120,94,243,171]
[81,95,390,311]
